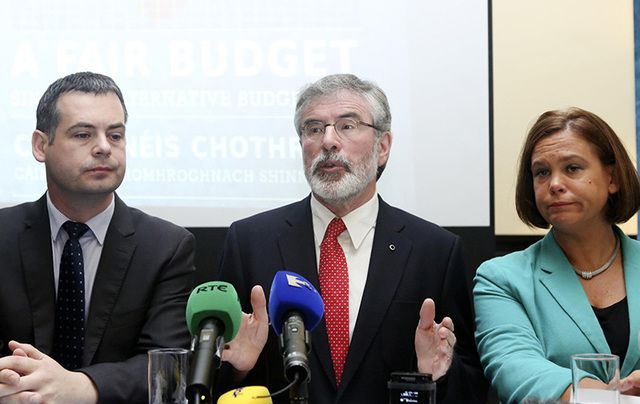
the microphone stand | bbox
[187,318,222,404]
[280,313,312,404]
[289,376,309,404]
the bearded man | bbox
[216,74,488,404]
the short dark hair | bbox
[36,72,127,143]
[516,107,640,228]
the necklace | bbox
[573,236,620,280]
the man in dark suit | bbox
[218,74,488,403]
[0,72,195,403]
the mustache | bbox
[310,151,352,175]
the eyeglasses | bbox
[300,118,381,140]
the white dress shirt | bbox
[310,193,379,341]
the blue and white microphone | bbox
[268,271,324,384]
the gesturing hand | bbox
[414,298,456,381]
[220,285,269,376]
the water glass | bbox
[571,353,619,404]
[148,348,189,404]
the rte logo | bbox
[195,283,228,294]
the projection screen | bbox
[1,0,489,228]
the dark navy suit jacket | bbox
[218,195,487,403]
[0,194,195,403]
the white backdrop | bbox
[0,0,490,227]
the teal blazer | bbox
[474,227,640,404]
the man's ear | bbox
[32,130,49,163]
[377,131,392,167]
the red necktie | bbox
[319,218,349,385]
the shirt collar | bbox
[310,192,379,249]
[46,192,115,245]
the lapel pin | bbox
[389,244,396,251]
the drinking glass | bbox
[148,348,189,404]
[571,353,619,404]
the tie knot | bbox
[324,218,346,240]
[62,221,89,240]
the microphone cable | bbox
[254,373,300,399]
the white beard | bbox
[305,141,379,204]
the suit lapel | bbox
[276,197,337,386]
[20,196,56,353]
[277,197,318,282]
[538,231,610,354]
[84,196,136,365]
[338,198,411,396]
[620,230,640,375]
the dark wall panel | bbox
[186,226,495,287]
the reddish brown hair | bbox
[515,107,640,228]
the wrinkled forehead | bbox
[300,90,372,121]
[531,129,602,163]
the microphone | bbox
[185,281,243,404]
[217,387,273,404]
[268,271,324,386]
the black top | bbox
[592,297,629,364]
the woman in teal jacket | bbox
[474,107,640,403]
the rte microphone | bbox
[268,271,324,387]
[217,386,273,404]
[185,281,243,404]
